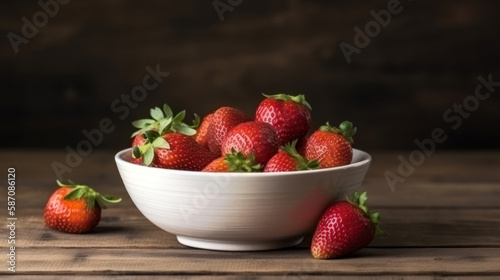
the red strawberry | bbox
[195,113,214,148]
[44,180,121,234]
[207,107,250,155]
[311,192,386,259]
[304,121,357,168]
[264,140,319,172]
[203,148,261,172]
[255,93,312,146]
[130,104,199,164]
[221,121,279,165]
[133,131,218,171]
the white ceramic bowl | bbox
[115,148,371,251]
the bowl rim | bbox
[115,148,371,178]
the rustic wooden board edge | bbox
[6,248,500,275]
[3,276,500,280]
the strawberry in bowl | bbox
[115,95,372,251]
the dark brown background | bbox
[1,0,499,151]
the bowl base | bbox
[177,236,304,251]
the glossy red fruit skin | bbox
[207,107,250,155]
[195,113,214,148]
[221,121,279,165]
[264,151,297,172]
[311,201,375,259]
[255,98,311,146]
[153,133,218,171]
[202,157,228,172]
[304,131,352,168]
[44,188,101,234]
[130,134,146,165]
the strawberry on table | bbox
[264,140,319,172]
[221,121,279,166]
[130,104,199,164]
[304,121,357,168]
[207,106,250,155]
[203,148,261,172]
[311,192,386,259]
[255,93,312,146]
[44,180,122,234]
[133,131,218,171]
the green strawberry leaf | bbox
[57,180,122,210]
[282,140,319,171]
[173,110,186,123]
[225,148,262,172]
[152,137,170,149]
[158,118,172,135]
[191,113,201,129]
[163,104,173,118]
[150,107,164,121]
[64,187,85,200]
[262,93,312,110]
[174,124,197,136]
[132,119,155,129]
[320,121,356,144]
[143,146,155,166]
[144,130,160,143]
[132,146,142,159]
[349,191,387,237]
[102,194,122,203]
[131,104,199,138]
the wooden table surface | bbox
[1,150,499,279]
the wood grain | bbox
[2,277,500,280]
[9,208,500,249]
[9,248,500,275]
[3,277,500,280]
[0,150,498,277]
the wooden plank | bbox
[10,208,500,248]
[7,248,500,275]
[364,180,500,209]
[1,150,499,209]
[5,179,500,209]
[367,151,500,182]
[2,276,500,280]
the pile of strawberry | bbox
[130,94,357,172]
[43,94,384,259]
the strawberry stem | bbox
[262,93,312,111]
[320,121,357,144]
[348,191,387,236]
[225,148,262,172]
[131,104,198,137]
[57,180,122,209]
[282,140,319,170]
